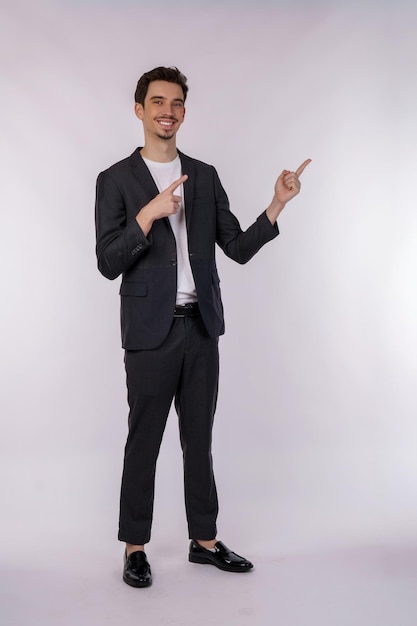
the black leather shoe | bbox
[189,540,254,572]
[123,550,152,587]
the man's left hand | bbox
[274,159,311,205]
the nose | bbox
[161,103,176,117]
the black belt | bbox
[173,302,200,317]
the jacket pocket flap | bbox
[119,282,147,297]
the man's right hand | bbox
[136,174,188,236]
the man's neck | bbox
[140,138,178,163]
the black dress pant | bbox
[118,313,219,545]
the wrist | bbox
[266,197,286,224]
[136,206,154,237]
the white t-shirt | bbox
[142,155,197,305]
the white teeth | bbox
[159,121,174,126]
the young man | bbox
[95,66,310,587]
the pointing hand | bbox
[147,174,188,219]
[136,174,188,235]
[274,159,311,204]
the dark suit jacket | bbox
[95,148,279,349]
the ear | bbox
[134,102,144,120]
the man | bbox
[95,66,310,588]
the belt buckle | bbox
[173,303,197,318]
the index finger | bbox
[165,174,188,193]
[295,159,312,177]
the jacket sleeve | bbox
[213,168,279,264]
[95,170,151,280]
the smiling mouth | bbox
[156,118,176,129]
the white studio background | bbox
[1,0,417,595]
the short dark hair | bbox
[134,67,188,105]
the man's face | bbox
[135,80,186,141]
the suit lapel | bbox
[128,148,160,201]
[179,151,195,230]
